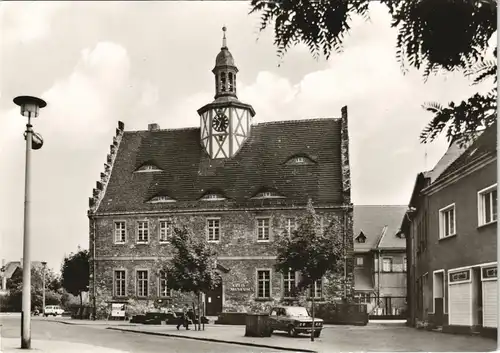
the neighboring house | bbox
[0,260,43,295]
[0,261,21,295]
[353,205,408,317]
[402,124,497,336]
[87,29,354,318]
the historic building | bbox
[352,205,408,317]
[402,124,497,336]
[87,28,354,318]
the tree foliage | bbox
[61,249,90,308]
[250,0,497,145]
[275,199,344,290]
[159,223,221,330]
[4,264,61,311]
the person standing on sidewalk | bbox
[177,304,190,330]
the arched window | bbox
[228,72,234,92]
[220,72,226,92]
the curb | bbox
[106,327,318,353]
[54,320,135,327]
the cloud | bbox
[0,2,66,45]
[163,4,491,206]
[38,42,131,143]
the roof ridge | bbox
[254,117,340,126]
[125,126,200,133]
[354,205,407,207]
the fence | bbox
[367,296,407,319]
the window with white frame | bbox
[478,184,497,226]
[439,204,456,239]
[114,221,126,243]
[356,256,364,266]
[159,220,173,242]
[136,270,148,297]
[283,271,296,298]
[285,218,295,236]
[158,271,171,297]
[257,270,271,298]
[309,279,323,298]
[382,258,392,272]
[137,221,149,243]
[358,293,371,304]
[207,218,221,242]
[114,270,126,297]
[257,218,270,241]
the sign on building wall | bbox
[111,303,126,317]
[482,266,497,280]
[449,270,471,283]
[229,283,252,292]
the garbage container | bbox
[245,313,271,337]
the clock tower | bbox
[197,27,256,159]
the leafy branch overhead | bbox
[250,0,497,144]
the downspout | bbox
[343,208,347,299]
[92,216,97,320]
[377,250,381,305]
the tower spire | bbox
[222,26,227,48]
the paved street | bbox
[0,316,279,353]
[0,315,497,352]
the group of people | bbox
[175,303,196,330]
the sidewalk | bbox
[0,337,127,353]
[107,325,320,353]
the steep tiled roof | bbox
[0,262,20,279]
[434,123,497,184]
[353,205,407,251]
[97,118,344,213]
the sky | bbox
[0,1,493,272]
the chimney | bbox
[148,123,160,131]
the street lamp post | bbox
[13,95,47,350]
[41,261,47,317]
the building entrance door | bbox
[205,282,223,316]
[433,271,445,326]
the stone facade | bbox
[89,208,354,317]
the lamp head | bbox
[13,96,47,118]
[41,261,47,266]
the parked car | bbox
[44,305,64,317]
[268,306,323,337]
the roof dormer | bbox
[251,188,285,200]
[147,195,176,203]
[135,160,162,173]
[284,154,316,166]
[355,231,367,243]
[200,191,227,201]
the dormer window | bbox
[135,163,162,173]
[201,193,226,201]
[285,155,315,166]
[252,191,285,199]
[355,231,367,243]
[148,196,176,203]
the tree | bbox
[249,0,497,146]
[5,264,61,312]
[160,223,220,331]
[274,199,344,341]
[61,249,90,316]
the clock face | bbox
[212,111,229,132]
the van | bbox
[44,305,64,316]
